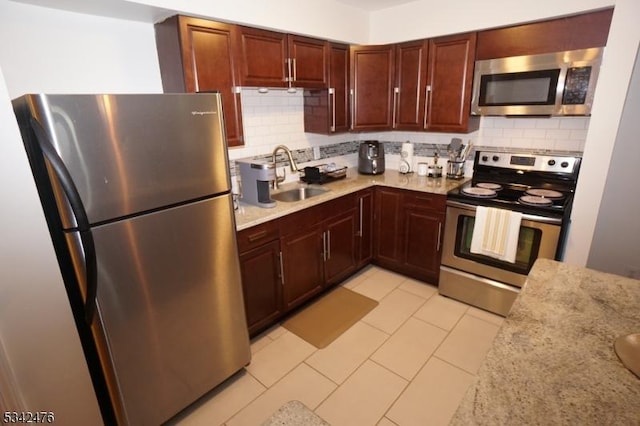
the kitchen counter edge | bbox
[235,167,467,231]
[450,258,640,425]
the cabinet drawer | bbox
[237,220,280,253]
[279,205,323,237]
[402,191,446,212]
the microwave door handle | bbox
[30,117,98,325]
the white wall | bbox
[0,66,102,423]
[369,0,614,43]
[134,0,369,43]
[587,46,640,277]
[1,1,163,98]
[563,0,640,265]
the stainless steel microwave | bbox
[471,48,604,116]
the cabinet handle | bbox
[349,89,355,130]
[247,230,268,242]
[292,58,297,83]
[285,58,292,83]
[423,85,431,129]
[436,222,442,252]
[279,251,285,285]
[357,197,363,237]
[327,230,331,260]
[392,87,399,128]
[322,231,327,261]
[329,87,336,132]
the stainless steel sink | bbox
[271,187,328,202]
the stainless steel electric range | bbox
[439,150,581,316]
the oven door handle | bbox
[445,200,563,225]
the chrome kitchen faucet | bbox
[272,145,299,189]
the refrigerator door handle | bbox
[30,117,98,324]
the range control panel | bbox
[476,151,580,174]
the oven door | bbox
[441,202,561,288]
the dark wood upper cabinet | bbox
[394,39,429,131]
[237,26,288,87]
[425,32,480,133]
[154,16,244,147]
[476,8,614,60]
[350,36,478,134]
[289,35,330,87]
[238,26,328,88]
[303,42,350,134]
[350,44,396,131]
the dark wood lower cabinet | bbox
[402,206,444,283]
[324,208,358,286]
[373,187,445,284]
[373,188,403,266]
[280,223,325,311]
[237,187,444,336]
[239,240,283,335]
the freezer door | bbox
[26,93,231,227]
[87,194,250,426]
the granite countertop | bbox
[235,167,467,230]
[451,258,640,425]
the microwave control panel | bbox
[562,66,592,105]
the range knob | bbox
[492,155,500,162]
[481,155,489,162]
[548,159,556,166]
[561,161,570,168]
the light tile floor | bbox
[170,266,504,426]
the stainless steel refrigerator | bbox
[12,93,251,425]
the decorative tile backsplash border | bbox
[230,139,583,178]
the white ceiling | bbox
[334,0,418,11]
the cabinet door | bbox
[373,187,403,267]
[324,208,358,286]
[289,35,328,88]
[356,189,373,267]
[330,42,350,133]
[426,33,480,133]
[155,16,244,147]
[281,224,324,310]
[303,42,349,134]
[401,192,446,283]
[394,40,429,130]
[238,26,288,87]
[350,45,395,131]
[239,240,283,336]
[402,209,444,283]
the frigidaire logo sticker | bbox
[191,111,217,116]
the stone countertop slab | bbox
[235,167,467,230]
[261,400,330,425]
[450,258,640,426]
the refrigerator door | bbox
[72,194,250,425]
[26,93,231,227]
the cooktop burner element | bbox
[519,195,554,206]
[525,188,564,199]
[476,182,503,191]
[461,186,497,198]
[447,150,581,219]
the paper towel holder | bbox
[400,141,414,174]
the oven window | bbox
[479,69,560,106]
[456,216,542,274]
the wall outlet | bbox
[313,146,321,160]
